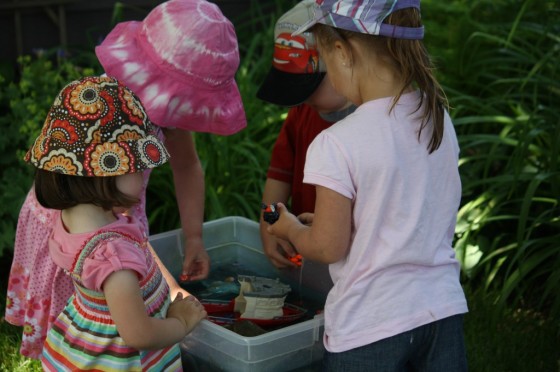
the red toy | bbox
[289,254,303,267]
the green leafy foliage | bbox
[439,0,560,320]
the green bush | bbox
[443,0,559,320]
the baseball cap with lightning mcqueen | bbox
[256,0,326,107]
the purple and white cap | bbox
[293,0,424,40]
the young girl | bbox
[267,0,469,370]
[26,76,207,371]
[5,0,244,359]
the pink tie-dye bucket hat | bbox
[95,0,246,135]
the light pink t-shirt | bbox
[49,214,148,291]
[304,91,468,352]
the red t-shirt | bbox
[267,104,333,216]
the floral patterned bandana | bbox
[25,76,169,176]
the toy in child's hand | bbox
[262,203,302,266]
[261,203,280,224]
[289,254,303,267]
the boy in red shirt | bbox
[257,0,354,268]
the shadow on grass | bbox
[464,286,559,372]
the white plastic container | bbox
[149,216,332,372]
[180,312,325,371]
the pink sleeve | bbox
[304,132,356,200]
[81,240,148,291]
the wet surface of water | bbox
[181,261,325,327]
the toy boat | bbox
[199,275,308,327]
[201,299,308,327]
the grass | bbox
[0,322,41,372]
[463,287,559,371]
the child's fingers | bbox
[185,295,199,303]
[278,240,297,257]
[297,212,314,226]
[276,202,287,213]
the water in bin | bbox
[181,260,326,331]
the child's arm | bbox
[104,269,206,350]
[260,178,299,268]
[268,186,351,264]
[163,128,209,281]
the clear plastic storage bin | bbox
[149,216,332,372]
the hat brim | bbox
[257,67,325,107]
[96,22,246,135]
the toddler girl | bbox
[26,76,206,370]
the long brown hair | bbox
[313,7,448,153]
[34,169,139,211]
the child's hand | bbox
[297,212,314,226]
[263,235,300,268]
[180,237,210,282]
[267,203,302,242]
[167,293,207,335]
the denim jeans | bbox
[322,314,467,372]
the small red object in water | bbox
[179,274,189,282]
[289,254,303,266]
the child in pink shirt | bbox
[26,76,206,370]
[267,0,468,370]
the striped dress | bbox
[6,169,151,359]
[41,230,182,371]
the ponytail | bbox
[385,8,448,153]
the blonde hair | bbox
[313,8,447,153]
